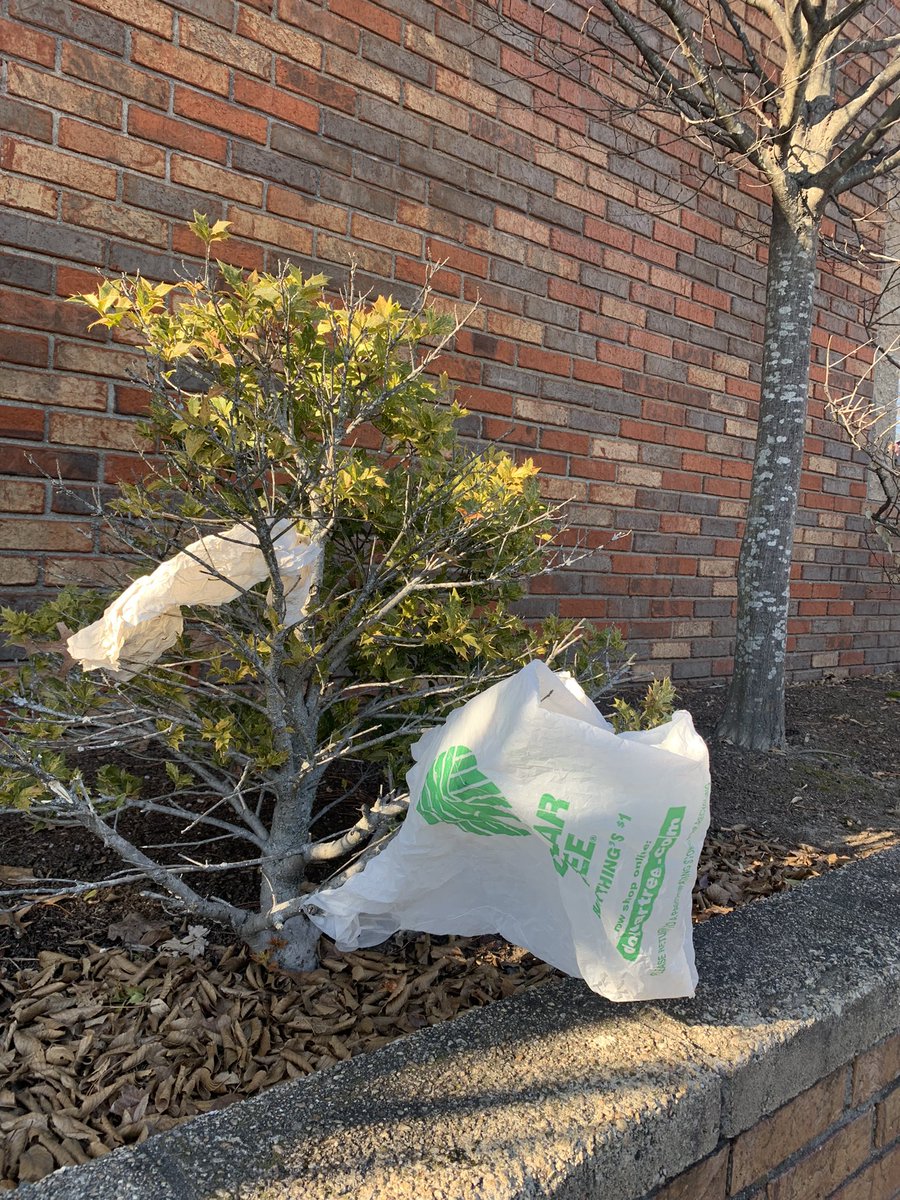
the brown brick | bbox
[54,343,139,379]
[853,1034,900,1106]
[61,194,169,246]
[0,96,54,142]
[0,519,92,552]
[0,140,117,200]
[0,558,40,585]
[236,7,322,65]
[829,1143,900,1200]
[78,0,173,36]
[170,157,264,205]
[325,45,402,102]
[656,1147,729,1200]
[48,413,146,452]
[0,367,107,412]
[11,0,125,50]
[58,119,167,177]
[132,33,229,94]
[61,43,169,108]
[0,174,57,218]
[351,214,422,255]
[45,556,122,585]
[266,187,347,233]
[875,1083,900,1148]
[767,1116,874,1200]
[0,480,45,514]
[7,62,122,128]
[179,15,270,77]
[0,446,98,480]
[227,209,313,255]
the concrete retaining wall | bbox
[15,846,900,1200]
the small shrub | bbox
[0,219,668,967]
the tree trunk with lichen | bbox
[718,207,820,751]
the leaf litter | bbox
[0,823,859,1190]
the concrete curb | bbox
[15,846,900,1200]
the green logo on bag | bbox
[616,806,686,962]
[418,745,532,837]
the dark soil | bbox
[690,672,900,854]
[2,671,898,963]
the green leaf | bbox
[417,745,531,837]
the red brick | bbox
[174,87,268,142]
[0,330,49,368]
[426,240,489,278]
[128,107,226,163]
[276,59,356,112]
[233,76,319,131]
[0,404,44,439]
[1,140,117,199]
[114,385,150,416]
[330,0,401,41]
[542,427,592,453]
[518,345,571,377]
[103,454,155,483]
[132,33,229,94]
[0,16,55,66]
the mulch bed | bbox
[1,672,898,1190]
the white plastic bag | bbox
[306,660,710,1001]
[68,518,321,679]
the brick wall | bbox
[650,1030,900,1200]
[0,0,898,679]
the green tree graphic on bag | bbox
[418,745,532,837]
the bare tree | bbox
[502,0,900,748]
[827,232,900,577]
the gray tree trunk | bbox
[249,774,322,971]
[717,206,820,751]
